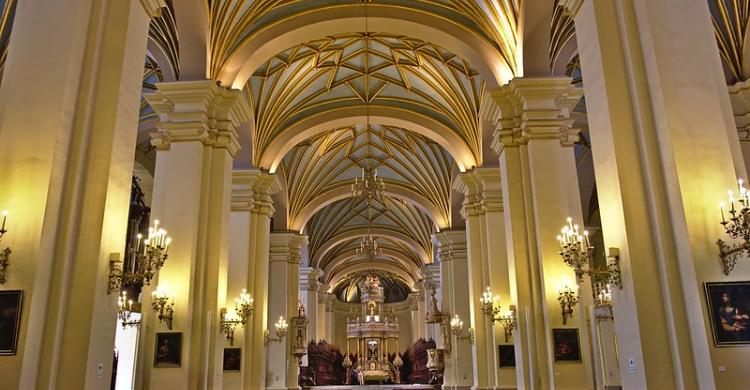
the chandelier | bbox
[479,286,517,342]
[717,178,750,274]
[352,167,385,204]
[557,217,593,283]
[117,291,141,329]
[357,234,381,258]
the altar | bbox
[342,275,403,384]
[304,385,437,390]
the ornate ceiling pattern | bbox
[148,0,180,80]
[550,0,575,72]
[306,196,434,272]
[280,124,454,231]
[0,0,16,83]
[246,32,486,169]
[711,0,750,83]
[205,0,520,83]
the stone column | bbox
[229,170,281,389]
[266,232,308,390]
[563,0,747,388]
[300,267,322,345]
[491,77,594,389]
[0,1,161,387]
[433,230,473,390]
[409,293,421,342]
[140,80,247,389]
[317,283,330,342]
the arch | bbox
[320,245,423,279]
[218,5,512,91]
[326,261,419,292]
[263,105,476,173]
[311,227,430,266]
[292,183,448,232]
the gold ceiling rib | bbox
[0,0,16,83]
[280,124,453,231]
[549,0,576,72]
[148,0,180,80]
[712,0,750,83]
[247,33,485,168]
[307,197,433,270]
[205,0,520,82]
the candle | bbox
[721,202,726,223]
[1,210,8,231]
[730,191,736,212]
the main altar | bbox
[343,275,403,384]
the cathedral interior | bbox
[1,0,750,389]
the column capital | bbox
[432,230,467,262]
[729,79,750,141]
[301,267,324,291]
[490,77,583,155]
[559,0,584,18]
[408,293,420,310]
[140,0,167,18]
[269,232,308,264]
[231,170,281,215]
[452,168,503,219]
[145,80,250,157]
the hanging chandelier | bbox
[352,167,385,204]
[357,233,381,258]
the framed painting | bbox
[498,344,515,368]
[552,328,581,362]
[0,290,22,355]
[705,281,750,346]
[154,332,182,367]
[223,348,241,371]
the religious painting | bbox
[154,332,182,367]
[498,344,515,368]
[0,290,23,355]
[223,348,241,371]
[552,328,581,362]
[705,281,750,346]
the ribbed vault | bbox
[245,33,487,170]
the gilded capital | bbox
[140,0,166,18]
[231,170,281,216]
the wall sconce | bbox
[557,218,622,290]
[219,289,255,345]
[264,316,289,345]
[107,220,171,294]
[449,314,474,343]
[0,210,11,284]
[117,291,141,329]
[557,284,579,325]
[593,282,614,322]
[479,286,518,341]
[151,286,174,330]
[718,179,750,274]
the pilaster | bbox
[491,77,593,390]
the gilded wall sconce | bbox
[479,286,518,342]
[718,179,750,274]
[264,316,289,345]
[151,286,174,330]
[449,314,474,343]
[424,284,452,357]
[557,218,623,290]
[0,210,12,284]
[219,289,255,345]
[117,291,141,329]
[107,220,172,294]
[557,284,579,325]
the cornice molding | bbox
[231,170,281,214]
[145,81,250,157]
[140,0,166,19]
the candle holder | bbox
[219,289,255,345]
[351,166,385,205]
[718,179,750,274]
[264,316,289,345]
[151,286,174,330]
[449,314,474,343]
[424,283,453,357]
[593,282,614,322]
[557,218,622,290]
[0,210,11,284]
[117,291,141,329]
[107,220,172,294]
[557,285,579,325]
[479,286,518,341]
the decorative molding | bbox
[559,0,584,18]
[490,77,583,156]
[729,79,750,141]
[269,232,308,264]
[145,80,250,157]
[231,170,281,215]
[453,168,503,220]
[140,0,166,19]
